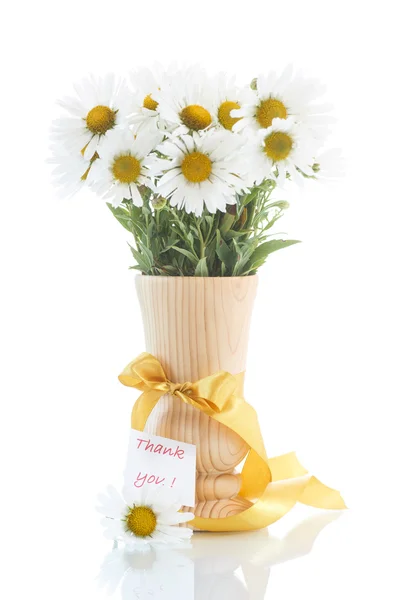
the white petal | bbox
[97,486,127,519]
[157,168,181,186]
[101,518,125,540]
[83,135,99,158]
[130,184,143,207]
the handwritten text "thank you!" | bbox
[124,429,196,508]
[136,437,185,459]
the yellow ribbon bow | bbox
[119,353,346,532]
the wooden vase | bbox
[135,275,258,522]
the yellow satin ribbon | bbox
[119,353,346,532]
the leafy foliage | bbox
[107,180,300,277]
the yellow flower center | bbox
[256,98,287,129]
[264,132,293,162]
[181,151,212,182]
[126,506,157,538]
[180,105,212,131]
[112,154,142,184]
[86,105,116,135]
[218,101,241,131]
[143,94,159,111]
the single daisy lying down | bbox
[97,485,194,550]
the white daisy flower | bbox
[312,148,345,182]
[149,130,248,216]
[48,146,97,199]
[88,129,157,208]
[50,74,132,159]
[232,65,334,140]
[214,73,257,132]
[248,118,317,187]
[97,485,194,551]
[156,66,217,135]
[128,66,168,144]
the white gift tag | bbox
[124,429,196,508]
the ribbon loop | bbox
[119,353,346,532]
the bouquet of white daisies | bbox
[50,65,342,277]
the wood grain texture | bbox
[135,276,258,522]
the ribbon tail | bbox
[240,449,271,499]
[268,453,347,510]
[299,476,347,510]
[193,454,346,532]
[268,452,308,480]
[131,390,164,431]
[248,473,346,528]
[193,474,345,532]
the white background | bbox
[1,0,399,598]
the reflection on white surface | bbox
[98,546,194,599]
[98,512,341,599]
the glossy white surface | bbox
[96,512,345,599]
[8,506,397,599]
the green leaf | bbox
[139,244,154,269]
[130,220,148,238]
[195,257,208,277]
[142,206,151,218]
[224,229,252,239]
[129,204,143,220]
[264,200,290,211]
[171,246,199,265]
[263,213,284,231]
[232,239,259,276]
[220,213,235,234]
[255,179,277,192]
[204,216,214,228]
[244,239,301,273]
[159,238,180,254]
[205,237,216,257]
[253,239,300,259]
[107,203,133,232]
[129,245,152,274]
[242,188,260,206]
[159,265,180,275]
[215,230,236,269]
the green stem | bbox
[128,202,141,250]
[197,223,205,258]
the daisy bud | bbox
[152,196,167,210]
